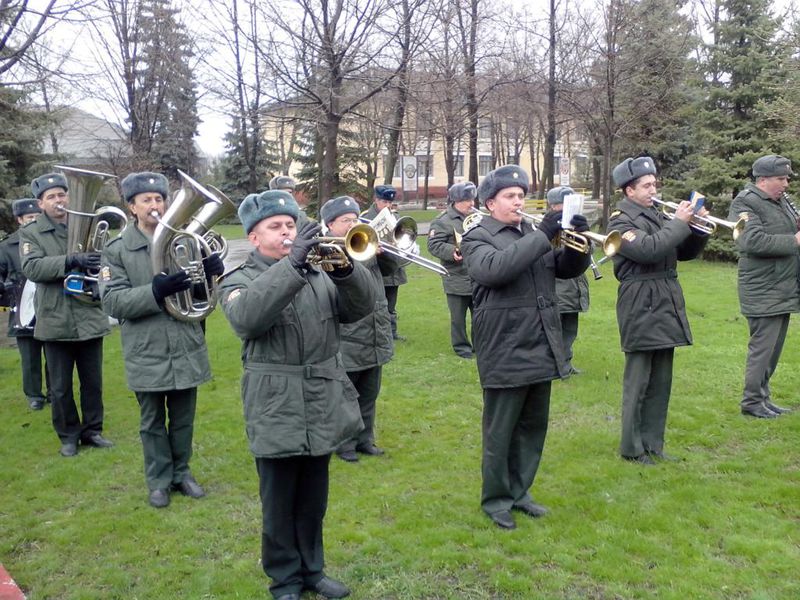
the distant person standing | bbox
[727,154,799,418]
[20,172,113,457]
[0,198,50,410]
[269,175,312,226]
[362,184,407,340]
[546,186,590,375]
[427,182,475,358]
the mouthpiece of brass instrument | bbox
[282,239,293,247]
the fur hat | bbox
[238,190,299,234]
[269,175,297,191]
[546,186,575,206]
[448,182,477,204]
[374,185,396,201]
[612,156,657,189]
[120,172,170,203]
[478,165,529,203]
[752,155,793,178]
[31,173,68,199]
[12,198,41,217]
[320,196,360,225]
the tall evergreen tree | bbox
[217,116,277,200]
[687,0,787,199]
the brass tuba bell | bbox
[151,171,233,322]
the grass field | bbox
[1,254,799,599]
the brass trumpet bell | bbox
[306,223,380,270]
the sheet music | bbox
[561,193,584,229]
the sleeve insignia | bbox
[100,266,111,281]
[610,210,622,218]
[22,242,31,255]
[429,229,436,237]
[622,230,637,242]
[226,288,241,304]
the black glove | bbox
[570,214,590,233]
[288,222,322,268]
[537,211,562,241]
[65,252,102,272]
[152,271,192,303]
[202,254,225,279]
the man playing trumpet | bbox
[100,172,223,508]
[220,190,374,600]
[461,165,591,530]
[607,156,708,465]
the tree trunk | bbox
[319,113,341,203]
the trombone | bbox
[515,209,622,258]
[650,197,747,240]
[359,208,449,276]
[283,223,379,271]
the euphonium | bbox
[55,165,127,302]
[151,171,229,322]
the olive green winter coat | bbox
[427,206,471,296]
[100,224,212,392]
[607,199,707,353]
[19,213,110,342]
[728,183,800,317]
[221,252,374,458]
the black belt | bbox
[244,354,342,380]
[621,269,677,282]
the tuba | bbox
[56,165,127,302]
[151,171,233,322]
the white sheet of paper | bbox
[561,194,584,229]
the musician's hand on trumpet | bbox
[287,221,323,269]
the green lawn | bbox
[1,257,799,599]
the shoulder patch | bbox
[429,228,436,237]
[610,210,621,218]
[100,265,112,281]
[22,241,32,256]
[225,288,241,304]
[622,230,637,242]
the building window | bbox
[478,118,492,141]
[417,154,434,178]
[478,155,492,177]
[453,155,464,177]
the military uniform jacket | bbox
[461,216,590,388]
[555,273,589,314]
[221,252,375,458]
[0,231,34,337]
[363,203,408,286]
[19,213,110,342]
[339,254,398,371]
[427,206,471,296]
[100,225,212,392]
[728,183,800,317]
[607,198,707,353]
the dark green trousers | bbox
[385,285,400,337]
[135,388,197,490]
[44,338,104,444]
[560,312,579,366]
[446,293,473,356]
[338,366,382,454]
[256,454,330,599]
[15,335,49,401]
[620,349,674,458]
[481,383,551,515]
[742,314,789,410]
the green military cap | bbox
[612,156,657,189]
[752,155,793,178]
[478,165,529,202]
[31,173,69,199]
[238,190,299,234]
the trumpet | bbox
[360,208,449,276]
[650,197,747,240]
[283,223,380,270]
[515,210,622,257]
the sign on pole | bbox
[559,156,570,187]
[401,155,418,193]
